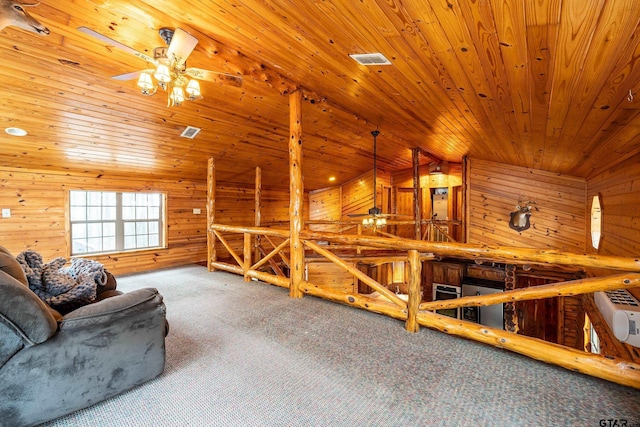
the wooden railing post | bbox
[289,90,304,298]
[255,166,262,263]
[207,158,216,271]
[405,249,422,332]
[412,148,421,241]
[244,232,252,281]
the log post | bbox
[405,249,422,333]
[207,158,216,271]
[412,148,422,240]
[255,166,262,263]
[504,264,518,332]
[289,90,304,298]
[244,232,252,281]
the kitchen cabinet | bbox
[431,261,464,286]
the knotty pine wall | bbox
[0,167,207,275]
[0,168,296,275]
[467,158,586,251]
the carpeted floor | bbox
[42,265,640,426]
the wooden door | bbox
[395,188,415,238]
[516,276,559,343]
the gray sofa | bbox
[0,249,167,427]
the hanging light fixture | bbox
[360,130,387,229]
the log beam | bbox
[289,90,304,298]
[405,249,422,333]
[207,158,216,271]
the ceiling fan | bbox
[78,26,243,106]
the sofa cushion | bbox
[0,250,28,286]
[0,270,57,344]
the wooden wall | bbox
[586,154,640,258]
[0,167,207,275]
[467,158,586,251]
[341,169,391,219]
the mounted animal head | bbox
[0,1,49,35]
[509,198,535,232]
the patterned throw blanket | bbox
[16,250,107,313]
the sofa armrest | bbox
[60,288,164,331]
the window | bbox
[590,195,602,250]
[69,191,165,255]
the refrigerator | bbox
[461,281,504,330]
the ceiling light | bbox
[5,127,27,136]
[328,176,336,182]
[349,53,392,65]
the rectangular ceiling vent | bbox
[180,126,201,139]
[349,53,392,66]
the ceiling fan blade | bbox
[166,28,198,65]
[77,26,158,65]
[111,69,155,81]
[184,68,243,87]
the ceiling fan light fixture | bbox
[154,64,172,83]
[137,72,156,95]
[186,79,201,98]
[169,86,186,106]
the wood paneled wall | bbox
[0,168,297,274]
[587,154,640,258]
[341,170,391,219]
[0,167,207,275]
[309,186,342,232]
[467,159,586,251]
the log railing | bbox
[208,224,640,389]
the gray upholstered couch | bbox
[0,248,167,427]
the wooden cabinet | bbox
[431,262,464,286]
[465,264,506,282]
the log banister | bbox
[419,273,640,311]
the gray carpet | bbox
[43,265,640,426]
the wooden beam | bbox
[255,166,262,263]
[405,249,422,333]
[207,158,216,271]
[300,231,640,272]
[412,148,422,240]
[289,90,304,298]
[244,232,252,281]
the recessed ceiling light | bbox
[5,127,27,137]
[349,53,392,65]
[329,176,336,182]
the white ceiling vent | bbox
[180,126,201,139]
[349,53,392,65]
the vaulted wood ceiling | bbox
[1,0,640,190]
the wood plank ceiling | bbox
[1,0,640,191]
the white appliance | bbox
[594,289,640,348]
[461,281,504,330]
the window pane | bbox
[88,223,102,238]
[103,192,117,205]
[87,237,102,252]
[148,234,159,247]
[124,235,136,249]
[103,222,115,236]
[103,237,116,251]
[70,191,86,205]
[148,207,160,219]
[148,221,159,234]
[103,206,116,220]
[136,193,148,205]
[122,193,136,206]
[72,239,87,254]
[122,206,135,220]
[148,193,160,206]
[136,235,148,248]
[70,207,86,221]
[87,192,102,206]
[136,207,147,220]
[124,222,135,235]
[87,207,101,221]
[72,223,87,238]
[136,221,148,234]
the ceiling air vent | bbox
[180,126,201,139]
[349,53,392,65]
